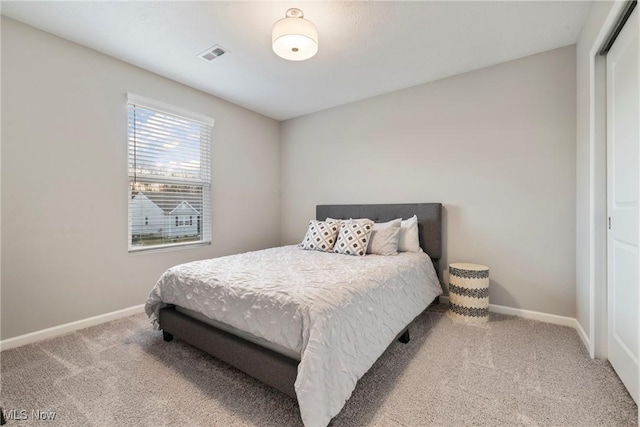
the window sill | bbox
[128,240,211,255]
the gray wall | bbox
[1,18,281,339]
[281,46,577,317]
[1,16,581,340]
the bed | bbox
[145,203,443,426]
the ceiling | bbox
[1,1,592,121]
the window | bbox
[177,215,189,227]
[127,94,213,251]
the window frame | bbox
[127,93,214,253]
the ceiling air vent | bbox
[198,45,229,62]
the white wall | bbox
[281,46,577,317]
[1,17,281,340]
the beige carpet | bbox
[1,304,637,426]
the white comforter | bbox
[145,245,441,426]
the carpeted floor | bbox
[1,304,637,426]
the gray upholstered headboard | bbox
[316,203,443,275]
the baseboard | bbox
[574,319,591,352]
[1,299,592,353]
[0,304,145,352]
[439,295,583,330]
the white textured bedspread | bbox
[145,245,441,426]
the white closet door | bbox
[607,6,639,405]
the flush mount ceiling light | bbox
[272,8,318,61]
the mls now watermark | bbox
[2,408,57,421]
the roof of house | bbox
[133,190,202,215]
[169,201,199,215]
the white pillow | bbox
[334,219,374,256]
[325,217,342,226]
[398,215,421,252]
[299,220,340,252]
[367,218,401,255]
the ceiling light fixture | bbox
[272,8,318,61]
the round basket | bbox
[448,263,490,323]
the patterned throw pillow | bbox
[300,220,340,252]
[334,219,374,256]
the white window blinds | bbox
[127,94,213,252]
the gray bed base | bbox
[159,203,442,400]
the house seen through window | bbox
[127,94,213,251]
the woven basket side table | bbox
[448,263,490,323]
